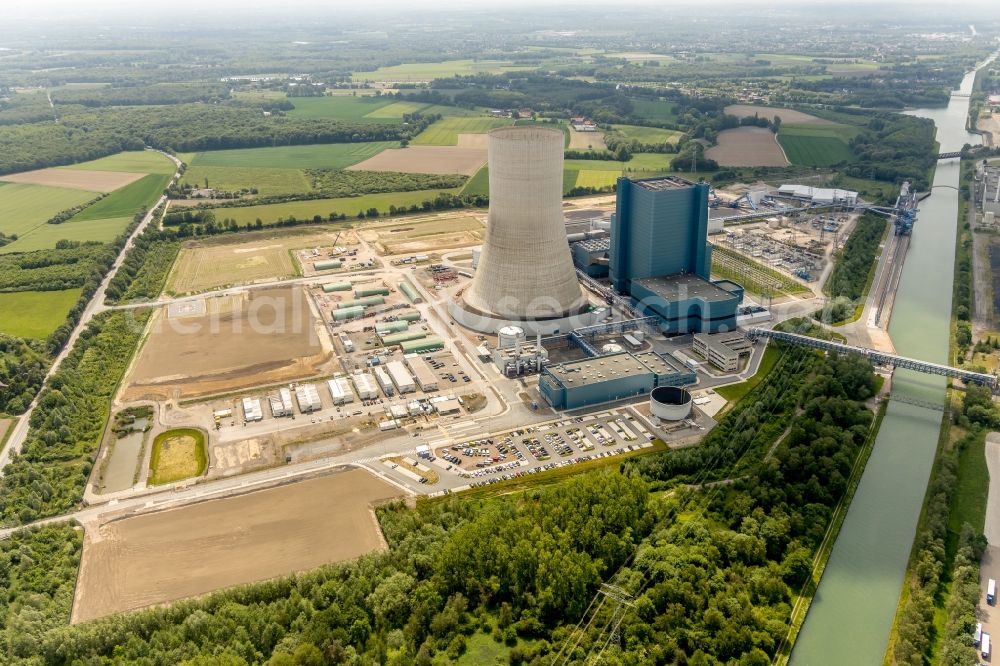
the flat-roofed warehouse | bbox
[294,383,322,413]
[386,361,416,394]
[539,351,695,410]
[693,331,752,372]
[404,355,439,392]
[351,373,379,400]
[327,377,355,405]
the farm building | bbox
[295,383,322,413]
[386,361,416,394]
[242,397,263,422]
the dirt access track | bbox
[0,168,144,192]
[121,285,334,401]
[706,127,790,167]
[72,468,404,623]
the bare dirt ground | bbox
[978,112,1000,148]
[358,214,485,254]
[0,168,144,192]
[72,468,403,623]
[0,419,11,445]
[706,127,790,167]
[122,286,334,401]
[455,133,489,149]
[168,229,340,294]
[724,105,833,125]
[568,129,607,151]
[347,145,486,176]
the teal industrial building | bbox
[539,350,696,410]
[610,176,742,334]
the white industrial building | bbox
[777,184,858,207]
[387,360,416,394]
[351,372,379,400]
[693,332,753,372]
[327,377,355,405]
[404,354,438,392]
[295,383,322,413]
[242,397,263,422]
[268,388,294,417]
[374,367,395,397]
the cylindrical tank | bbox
[399,281,421,303]
[650,386,693,421]
[497,325,526,349]
[399,311,422,322]
[337,296,385,309]
[462,126,587,319]
[566,232,587,243]
[355,287,391,297]
[375,321,409,335]
[381,331,427,345]
[322,282,352,293]
[601,343,624,354]
[332,306,365,321]
[314,259,342,271]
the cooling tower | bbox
[461,126,587,322]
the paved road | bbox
[0,151,182,476]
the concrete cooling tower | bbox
[454,126,588,333]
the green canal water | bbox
[789,62,989,666]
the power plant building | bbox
[611,176,742,334]
[539,351,695,410]
[452,126,599,334]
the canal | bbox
[789,61,990,665]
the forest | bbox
[0,347,881,665]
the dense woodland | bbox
[0,347,881,664]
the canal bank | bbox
[789,63,989,666]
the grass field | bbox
[628,98,678,124]
[574,169,620,189]
[715,345,782,404]
[949,429,988,534]
[353,59,535,81]
[609,124,684,145]
[460,166,489,197]
[778,123,857,167]
[61,150,176,175]
[189,142,397,170]
[72,173,170,221]
[6,217,133,253]
[287,96,395,121]
[148,428,207,485]
[0,289,82,338]
[182,166,311,197]
[412,116,513,146]
[206,188,462,225]
[0,182,102,253]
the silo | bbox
[461,126,586,321]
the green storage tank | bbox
[380,331,427,345]
[332,306,365,321]
[375,321,409,335]
[322,282,352,293]
[336,296,385,309]
[399,281,422,303]
[399,311,422,322]
[355,287,391,297]
[401,336,444,354]
[314,259,343,271]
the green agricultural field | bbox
[189,142,397,170]
[461,166,489,197]
[0,289,82,339]
[353,59,535,81]
[72,173,171,221]
[778,124,856,167]
[0,182,99,246]
[287,96,395,121]
[629,98,678,124]
[182,166,312,197]
[207,188,463,225]
[609,124,683,145]
[5,217,132,253]
[61,150,176,175]
[575,170,619,189]
[412,116,513,145]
